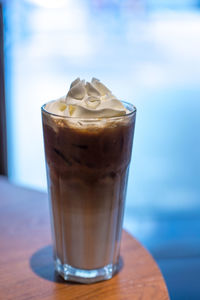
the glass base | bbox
[55,258,119,283]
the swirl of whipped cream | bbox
[45,78,127,118]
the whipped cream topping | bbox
[45,78,127,118]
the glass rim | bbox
[41,100,136,121]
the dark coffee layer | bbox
[43,118,134,177]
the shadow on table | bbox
[30,245,123,284]
[30,245,66,283]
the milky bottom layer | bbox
[48,165,129,269]
[42,113,135,270]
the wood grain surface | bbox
[0,176,169,300]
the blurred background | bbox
[2,0,200,299]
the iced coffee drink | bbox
[42,78,136,283]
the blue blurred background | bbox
[3,0,200,299]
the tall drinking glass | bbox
[42,101,136,283]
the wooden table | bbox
[0,176,169,300]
